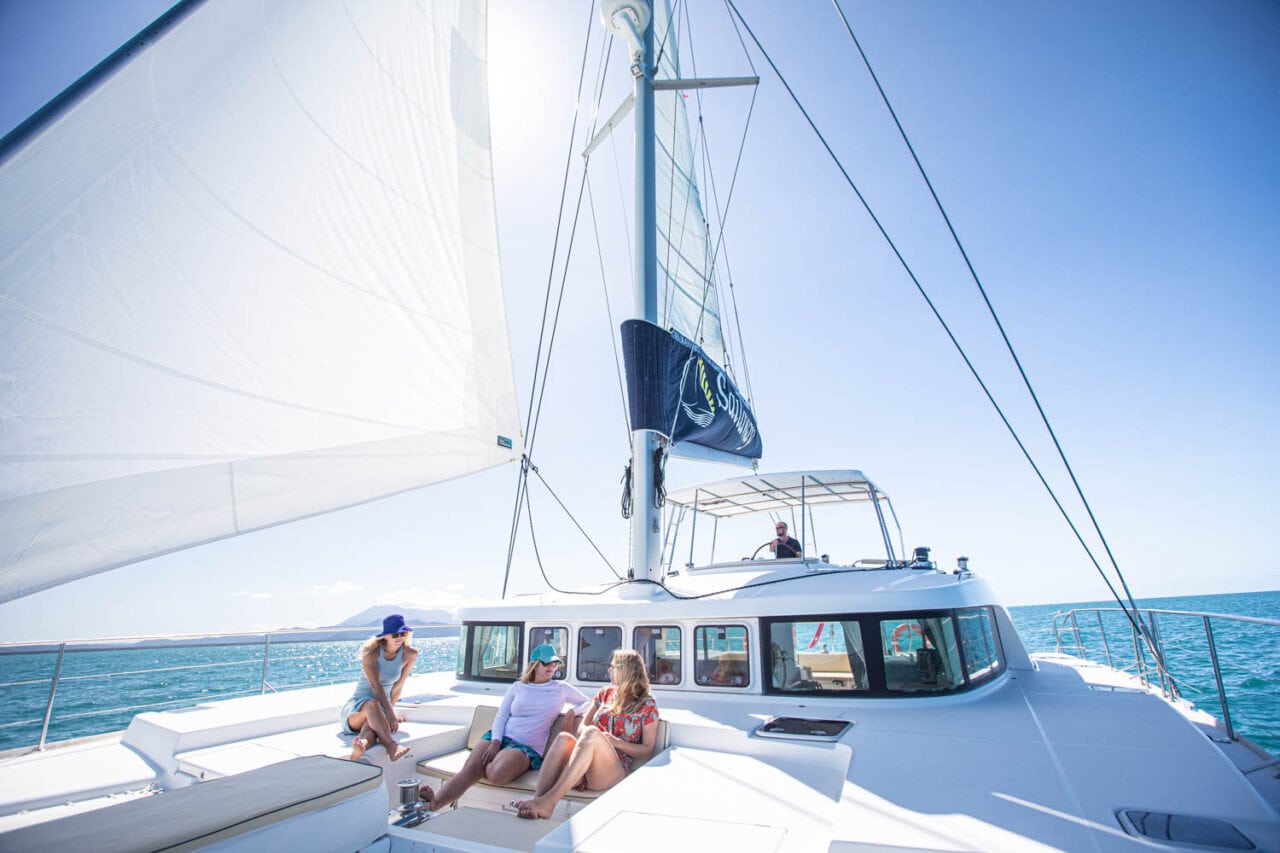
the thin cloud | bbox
[303,582,363,597]
[233,591,273,600]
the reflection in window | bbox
[694,625,750,687]
[458,623,522,681]
[768,620,868,692]
[530,626,569,680]
[879,616,964,692]
[634,626,681,685]
[578,626,622,681]
[957,608,1002,683]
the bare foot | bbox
[390,744,410,761]
[349,737,369,762]
[516,796,554,820]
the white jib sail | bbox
[652,0,729,371]
[0,0,521,603]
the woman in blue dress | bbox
[341,614,418,761]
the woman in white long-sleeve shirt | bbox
[422,643,590,812]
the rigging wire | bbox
[523,483,613,595]
[697,0,762,404]
[721,0,1154,647]
[824,0,1163,664]
[501,4,598,599]
[674,3,720,360]
[524,456,623,579]
[679,0,728,370]
[581,30,633,444]
[585,175,634,444]
[655,1,726,366]
[694,79,759,402]
[829,0,1152,634]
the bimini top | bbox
[666,470,887,518]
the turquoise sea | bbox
[1,590,1275,755]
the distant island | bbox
[5,606,459,653]
[270,604,460,642]
[337,605,456,632]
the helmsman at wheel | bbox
[770,522,801,558]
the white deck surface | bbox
[0,737,155,818]
[3,649,1277,851]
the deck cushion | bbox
[0,755,382,853]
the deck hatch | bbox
[755,716,852,742]
[1117,810,1255,850]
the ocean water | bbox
[0,591,1275,754]
[0,636,462,753]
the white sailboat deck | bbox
[3,637,1275,851]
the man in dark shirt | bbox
[770,522,801,559]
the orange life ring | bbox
[891,622,923,653]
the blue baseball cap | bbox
[380,614,412,636]
[529,643,563,664]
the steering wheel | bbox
[749,540,774,560]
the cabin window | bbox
[878,615,964,692]
[634,626,681,685]
[530,626,569,681]
[766,619,868,693]
[577,626,622,681]
[693,625,750,687]
[457,622,523,682]
[957,607,1003,684]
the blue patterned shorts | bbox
[480,730,542,770]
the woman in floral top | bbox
[513,649,660,820]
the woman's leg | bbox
[426,744,530,811]
[482,747,533,785]
[361,702,409,760]
[527,732,576,798]
[349,722,376,761]
[517,729,624,819]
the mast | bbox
[600,1,662,583]
[601,1,762,583]
[619,1,663,583]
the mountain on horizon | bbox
[336,605,455,629]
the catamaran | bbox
[0,1,1275,851]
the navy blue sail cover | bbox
[621,319,762,460]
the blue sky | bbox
[0,1,1277,642]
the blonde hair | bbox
[519,659,543,683]
[358,631,412,659]
[609,650,651,715]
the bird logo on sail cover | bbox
[678,356,716,428]
[677,355,758,452]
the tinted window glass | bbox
[634,626,681,685]
[459,623,522,681]
[530,626,569,681]
[693,625,750,687]
[957,608,1003,683]
[768,619,868,692]
[578,626,622,681]
[878,615,964,692]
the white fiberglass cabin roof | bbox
[666,470,886,518]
